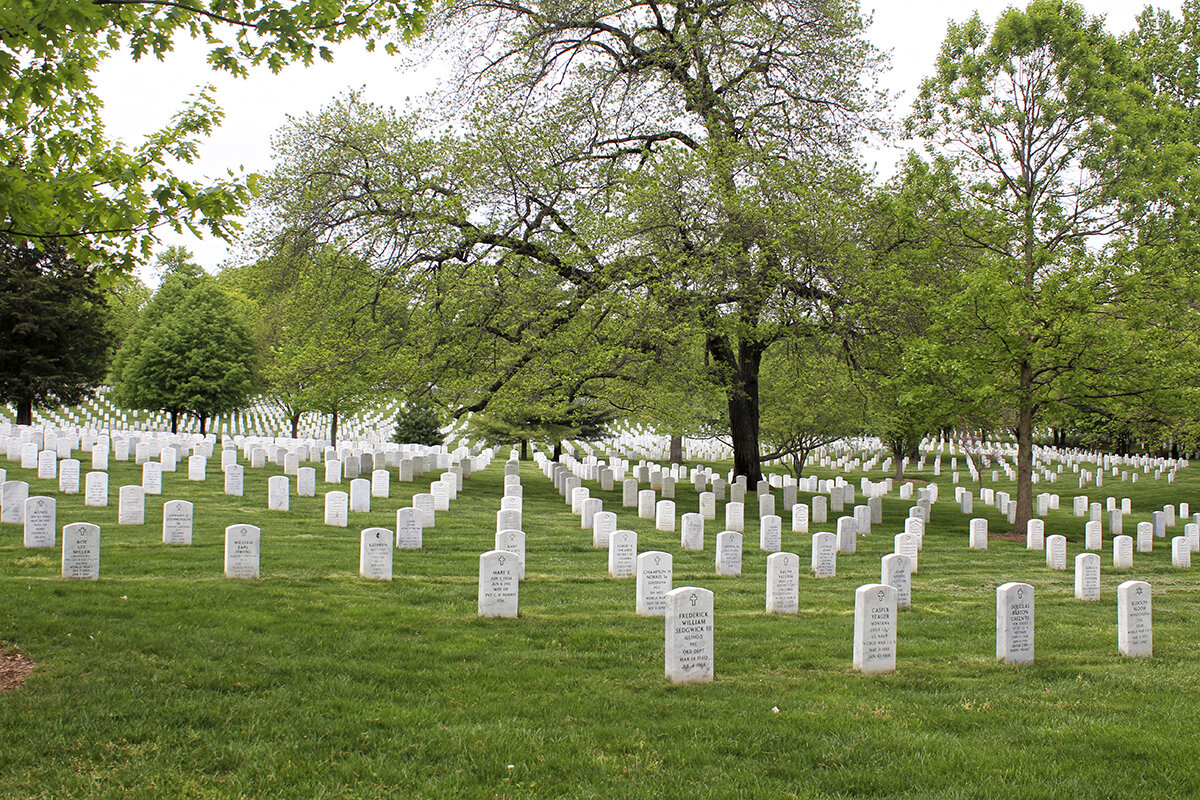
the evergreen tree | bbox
[0,236,112,425]
[392,397,443,447]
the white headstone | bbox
[371,469,390,498]
[637,489,656,519]
[224,524,261,579]
[324,491,349,527]
[297,466,316,497]
[141,461,162,495]
[224,463,244,496]
[811,495,828,524]
[853,583,898,674]
[1074,552,1101,601]
[58,459,80,494]
[791,503,809,534]
[715,530,742,576]
[61,522,100,580]
[1026,518,1044,550]
[1113,534,1134,568]
[655,500,676,532]
[811,531,837,577]
[394,507,422,549]
[665,586,714,684]
[413,493,435,528]
[1084,520,1102,551]
[836,516,856,554]
[969,518,988,550]
[360,527,393,580]
[495,529,526,580]
[699,491,716,521]
[882,553,913,609]
[37,449,56,479]
[636,551,674,616]
[497,508,522,534]
[23,496,56,547]
[593,510,618,549]
[765,552,800,614]
[1171,536,1191,567]
[268,475,290,511]
[349,478,371,513]
[724,501,745,533]
[162,499,194,545]
[84,472,107,507]
[325,458,342,484]
[681,512,704,551]
[1137,521,1153,553]
[996,582,1034,665]
[118,485,144,525]
[1117,580,1152,657]
[478,550,519,618]
[759,514,782,553]
[608,530,637,578]
[894,533,919,574]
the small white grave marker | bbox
[1117,580,1152,657]
[765,552,800,614]
[61,522,100,580]
[608,530,637,578]
[118,485,144,525]
[268,475,290,511]
[224,524,261,579]
[84,472,107,507]
[996,582,1034,665]
[360,527,393,580]
[665,587,714,684]
[853,583,898,674]
[636,551,674,616]
[495,529,526,580]
[1074,552,1100,601]
[478,550,519,618]
[23,496,56,548]
[715,531,742,576]
[324,491,349,527]
[811,532,837,577]
[162,499,194,545]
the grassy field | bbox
[2,449,1199,799]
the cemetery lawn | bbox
[3,458,1200,799]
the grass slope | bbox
[2,453,1199,799]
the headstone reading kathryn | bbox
[478,550,519,618]
[118,485,144,525]
[162,499,194,545]
[636,551,674,616]
[996,582,1034,665]
[665,586,714,684]
[23,496,56,548]
[61,522,100,580]
[853,583,898,674]
[359,527,393,581]
[765,552,800,614]
[715,530,742,576]
[608,530,637,578]
[224,524,261,579]
[1117,580,1152,657]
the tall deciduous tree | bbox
[110,258,257,433]
[261,0,882,482]
[0,1,429,272]
[907,0,1197,533]
[0,237,112,425]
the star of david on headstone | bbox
[1137,586,1144,595]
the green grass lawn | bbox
[2,450,1199,799]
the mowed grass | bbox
[2,451,1200,799]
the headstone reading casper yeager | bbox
[996,582,1034,665]
[359,527,393,580]
[478,549,519,618]
[61,522,100,580]
[1117,580,1152,658]
[224,524,261,579]
[853,583,898,674]
[665,586,714,684]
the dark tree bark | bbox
[16,398,32,426]
[291,409,301,439]
[330,409,339,448]
[669,435,683,465]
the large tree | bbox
[0,0,429,273]
[110,260,257,434]
[0,237,112,425]
[261,0,882,481]
[907,0,1199,533]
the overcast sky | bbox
[94,0,1178,283]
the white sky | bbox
[94,0,1177,283]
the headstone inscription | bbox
[996,582,1034,665]
[61,522,100,580]
[665,587,714,684]
[853,583,898,674]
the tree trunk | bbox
[709,334,764,485]
[199,414,208,436]
[1012,361,1035,537]
[291,410,301,440]
[170,410,178,434]
[330,409,339,448]
[553,441,563,460]
[16,398,32,426]
[520,438,529,461]
[669,435,683,465]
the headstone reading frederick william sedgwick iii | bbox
[665,587,714,684]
